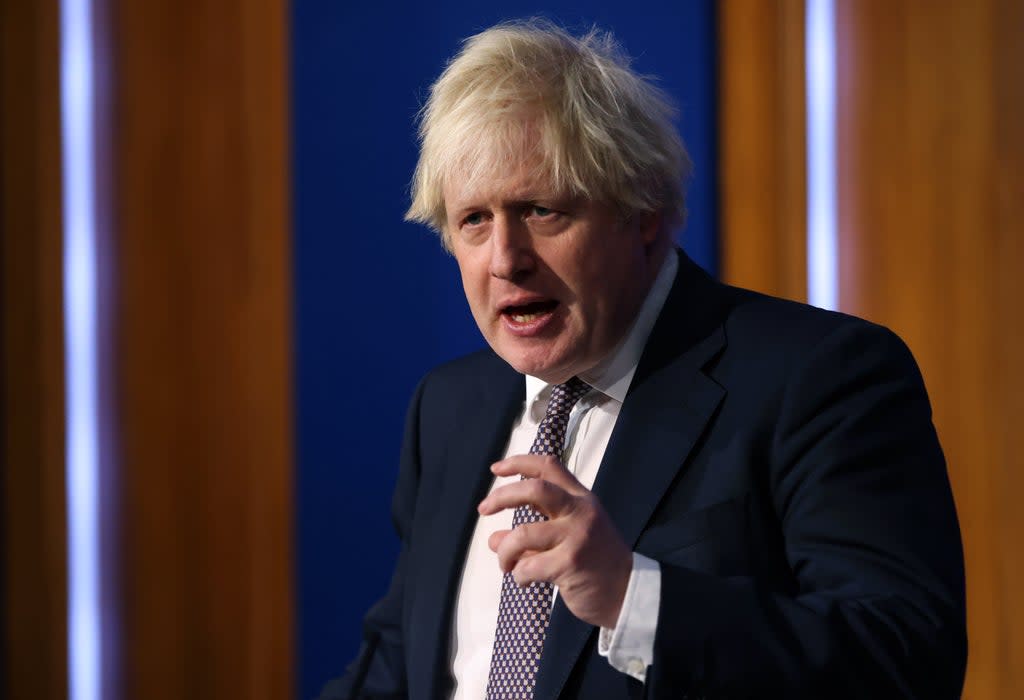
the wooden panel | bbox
[992,2,1024,694]
[110,0,294,697]
[0,0,68,697]
[836,1,1024,697]
[719,0,807,300]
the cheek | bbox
[454,253,481,293]
[458,265,491,318]
[576,259,633,330]
[573,266,613,316]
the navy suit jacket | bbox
[321,252,966,699]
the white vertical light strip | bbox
[60,0,102,698]
[806,0,839,310]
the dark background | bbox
[290,2,717,696]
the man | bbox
[321,20,966,699]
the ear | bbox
[633,211,663,247]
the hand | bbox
[477,454,633,629]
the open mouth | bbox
[502,299,559,324]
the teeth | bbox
[511,312,542,323]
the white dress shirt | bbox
[449,252,678,698]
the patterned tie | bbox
[485,376,590,700]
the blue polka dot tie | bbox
[485,376,590,700]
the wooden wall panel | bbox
[992,1,1024,690]
[836,1,1024,697]
[110,0,294,697]
[719,0,807,301]
[1,0,68,697]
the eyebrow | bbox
[451,192,569,211]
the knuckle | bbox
[564,547,584,571]
[580,505,599,528]
[572,495,597,520]
[562,494,584,518]
[515,522,532,544]
[563,490,582,511]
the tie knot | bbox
[545,376,590,420]
[528,377,589,459]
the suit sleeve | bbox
[645,323,966,699]
[317,378,427,700]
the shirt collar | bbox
[524,251,679,408]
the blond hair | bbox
[405,19,692,248]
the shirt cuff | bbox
[597,552,660,682]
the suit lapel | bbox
[534,252,730,700]
[407,358,524,700]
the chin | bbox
[495,350,552,380]
[507,353,576,383]
[489,332,581,381]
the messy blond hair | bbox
[405,19,692,248]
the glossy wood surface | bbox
[719,0,808,301]
[109,0,295,697]
[1,0,68,696]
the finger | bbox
[488,531,544,570]
[488,529,511,552]
[510,547,567,587]
[478,477,574,517]
[491,454,585,494]
[495,521,562,573]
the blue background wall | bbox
[291,2,717,696]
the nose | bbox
[488,215,535,281]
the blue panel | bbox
[291,2,717,696]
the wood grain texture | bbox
[719,0,807,301]
[0,0,68,697]
[836,1,1024,697]
[109,0,294,697]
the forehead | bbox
[443,155,558,209]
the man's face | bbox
[444,155,661,384]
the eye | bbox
[457,211,490,244]
[530,205,555,218]
[463,211,486,227]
